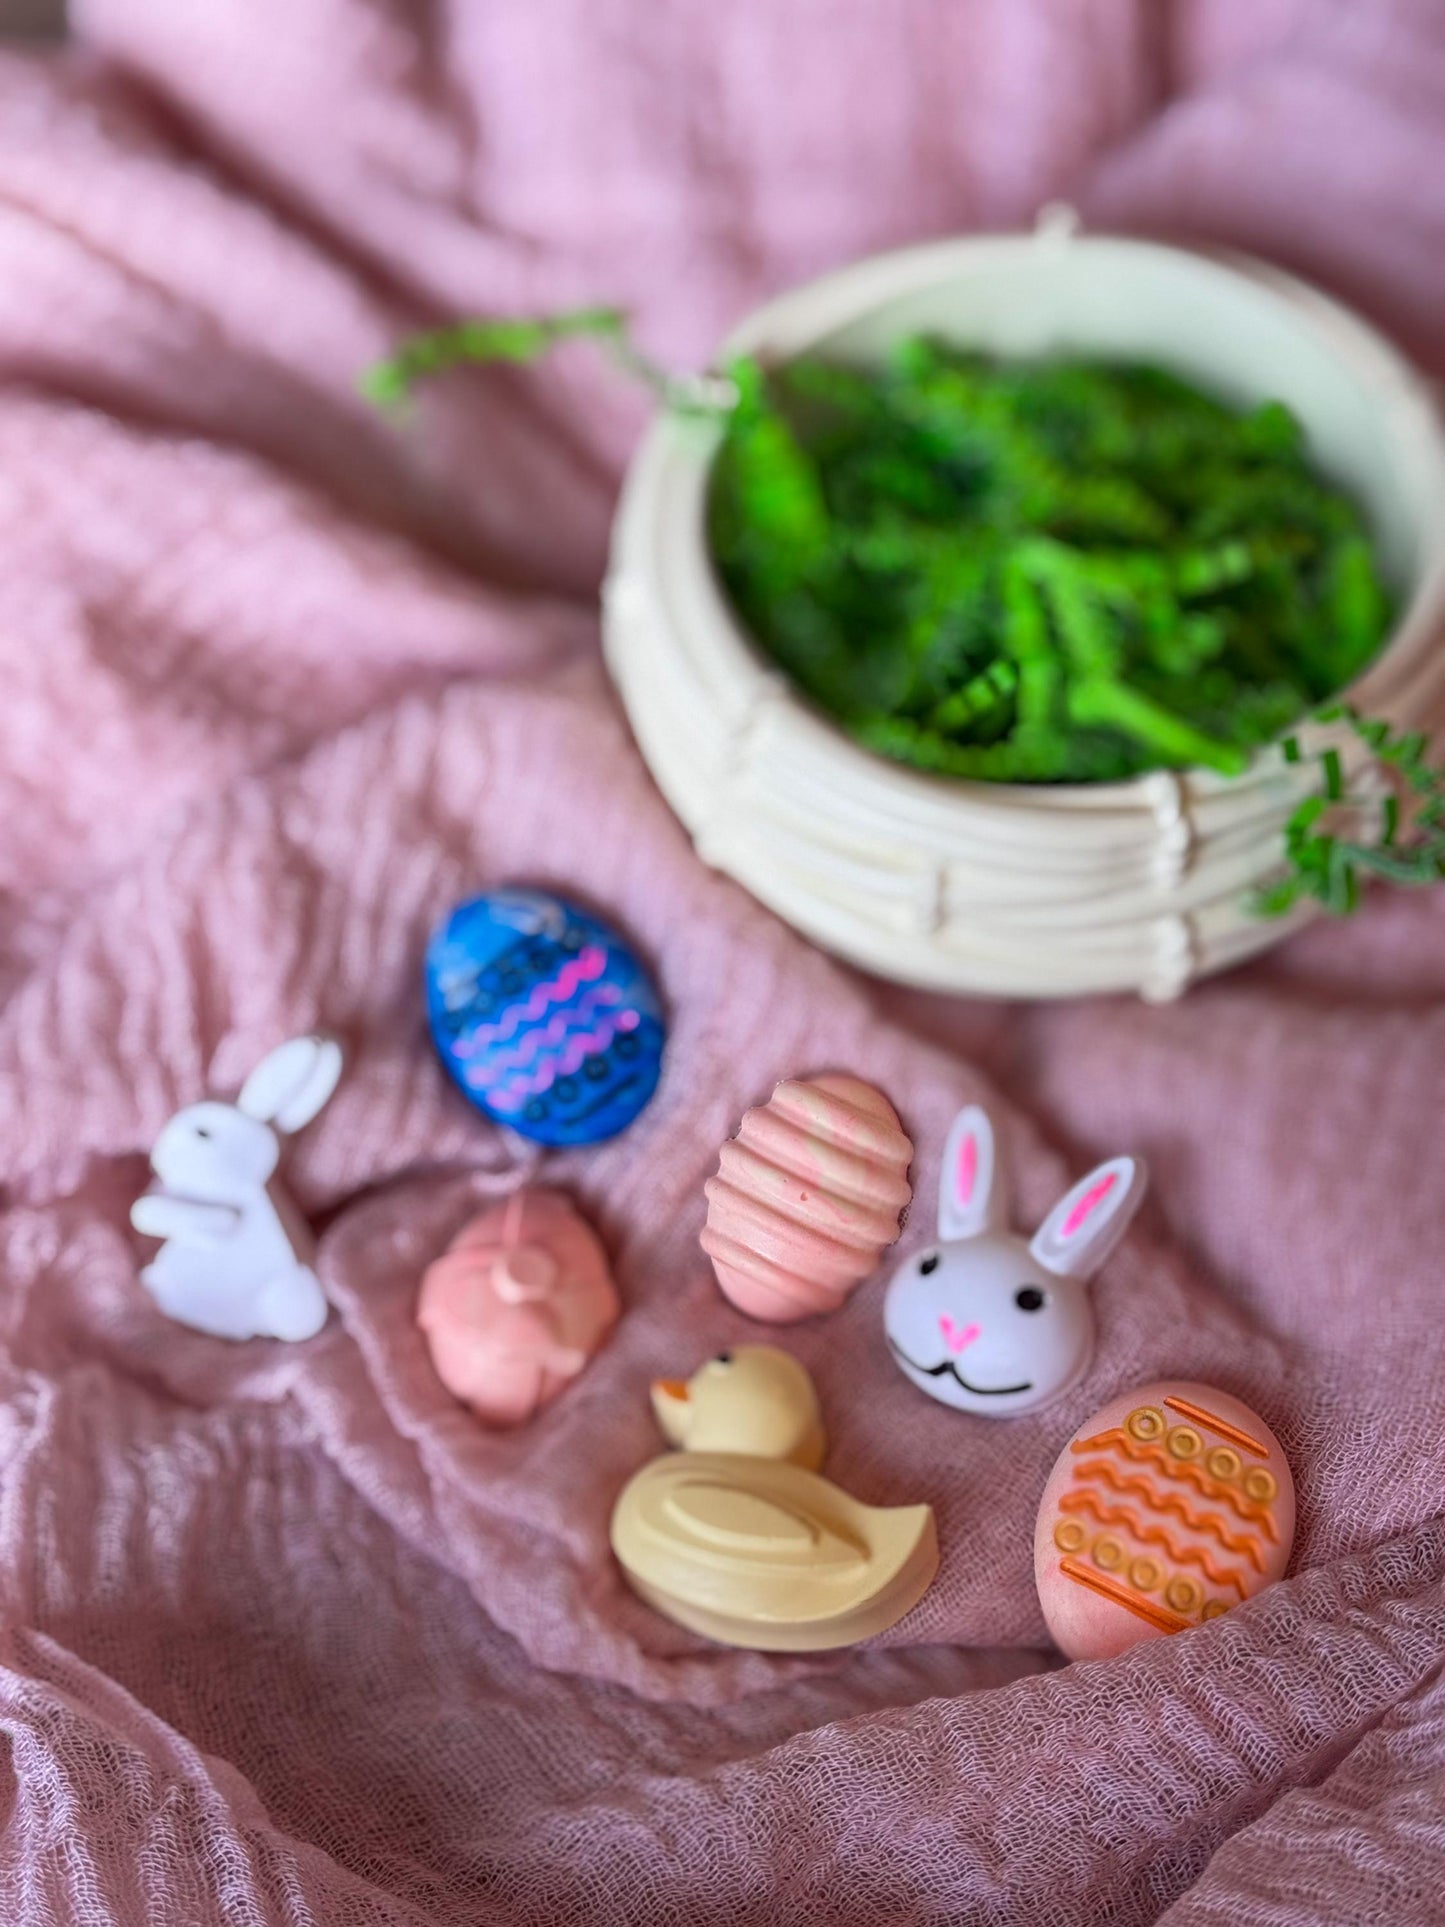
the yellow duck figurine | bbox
[609,1345,938,1651]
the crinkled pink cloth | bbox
[1,3,1443,1921]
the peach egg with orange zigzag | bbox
[1034,1380,1295,1661]
[701,1074,913,1323]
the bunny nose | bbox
[492,1246,559,1304]
[939,1315,982,1355]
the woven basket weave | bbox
[603,221,1445,999]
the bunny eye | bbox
[1014,1286,1045,1312]
[196,1127,212,1140]
[918,1252,940,1275]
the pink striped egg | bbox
[702,1075,913,1323]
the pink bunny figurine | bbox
[883,1105,1148,1417]
[417,1188,619,1426]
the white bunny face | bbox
[885,1234,1092,1416]
[150,1101,279,1192]
[883,1106,1147,1418]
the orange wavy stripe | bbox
[1070,1433,1277,1538]
[1163,1396,1268,1459]
[1058,1557,1190,1634]
[1057,1490,1254,1593]
[1068,1459,1275,1554]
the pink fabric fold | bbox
[0,2,1442,1919]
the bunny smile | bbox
[886,1336,1032,1397]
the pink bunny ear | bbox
[938,1105,1006,1241]
[1028,1155,1148,1281]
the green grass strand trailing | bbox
[1255,705,1445,917]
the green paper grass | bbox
[707,341,1393,785]
[1255,704,1445,917]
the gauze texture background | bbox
[1,2,1444,1921]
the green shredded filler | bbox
[1254,704,1445,916]
[707,340,1392,784]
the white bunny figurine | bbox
[130,1035,344,1342]
[883,1105,1147,1417]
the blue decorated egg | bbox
[425,889,665,1146]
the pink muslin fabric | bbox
[1,2,1444,1921]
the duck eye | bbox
[919,1253,940,1275]
[1015,1286,1045,1312]
[714,1350,733,1366]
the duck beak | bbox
[650,1377,691,1446]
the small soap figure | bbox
[883,1105,1147,1416]
[1034,1380,1295,1660]
[610,1345,938,1651]
[425,888,665,1147]
[417,1188,620,1426]
[130,1035,343,1342]
[701,1073,913,1322]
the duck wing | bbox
[611,1454,937,1651]
[660,1476,867,1570]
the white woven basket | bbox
[603,220,1445,999]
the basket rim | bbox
[612,226,1445,815]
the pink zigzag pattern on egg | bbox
[453,946,607,1054]
[465,998,636,1097]
[468,984,622,1075]
[487,1010,641,1109]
